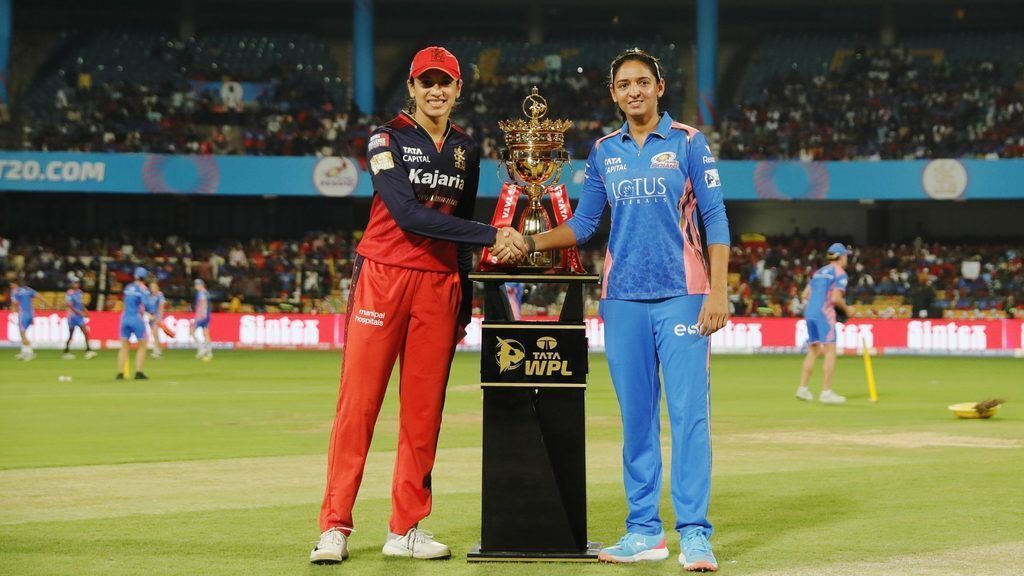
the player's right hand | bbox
[493,227,527,263]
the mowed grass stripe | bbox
[3,429,1018,525]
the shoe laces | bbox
[681,530,711,555]
[316,527,350,548]
[615,532,651,551]
[405,527,436,551]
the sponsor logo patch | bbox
[368,132,389,152]
[704,168,722,188]
[370,152,395,174]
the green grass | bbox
[1,350,1022,575]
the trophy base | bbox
[498,265,576,275]
[467,543,601,563]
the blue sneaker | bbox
[598,531,669,563]
[678,529,718,572]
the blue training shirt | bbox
[194,289,210,320]
[14,287,37,317]
[122,282,149,322]
[805,263,848,320]
[146,291,165,317]
[566,113,730,300]
[66,288,85,317]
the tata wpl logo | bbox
[526,336,573,376]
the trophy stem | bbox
[517,186,559,269]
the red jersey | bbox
[357,113,495,273]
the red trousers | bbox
[319,257,461,534]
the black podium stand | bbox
[466,272,601,562]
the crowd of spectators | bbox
[726,235,1024,319]
[451,65,686,160]
[0,232,354,314]
[22,67,373,158]
[19,32,692,160]
[3,232,1022,319]
[719,46,1024,160]
[18,34,1024,162]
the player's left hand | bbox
[697,290,729,336]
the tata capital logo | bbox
[313,157,358,197]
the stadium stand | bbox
[4,233,1021,322]
[0,232,353,315]
[719,34,1024,160]
[18,28,356,156]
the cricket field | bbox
[1,350,1021,575]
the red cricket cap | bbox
[408,46,461,81]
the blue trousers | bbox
[601,295,712,538]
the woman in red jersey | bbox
[310,46,526,564]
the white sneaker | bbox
[819,390,847,404]
[21,351,36,362]
[62,353,75,360]
[310,528,349,564]
[151,351,162,359]
[382,527,451,559]
[84,351,98,360]
[195,349,205,359]
[795,386,814,401]
[14,352,24,360]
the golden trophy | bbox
[481,87,586,273]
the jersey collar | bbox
[619,112,675,142]
[401,112,452,152]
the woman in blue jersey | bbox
[524,49,730,572]
[118,267,151,380]
[147,281,168,359]
[796,242,850,404]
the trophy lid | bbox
[498,87,573,151]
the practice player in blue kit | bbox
[796,243,851,404]
[117,267,150,380]
[524,49,730,572]
[146,281,168,359]
[191,278,212,361]
[10,279,43,361]
[63,275,97,359]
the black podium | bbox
[466,272,601,562]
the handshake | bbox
[491,227,534,264]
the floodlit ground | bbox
[1,350,1021,575]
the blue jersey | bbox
[66,288,85,317]
[13,287,37,317]
[121,282,149,322]
[805,263,848,320]
[146,291,165,316]
[566,113,730,300]
[194,289,210,320]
